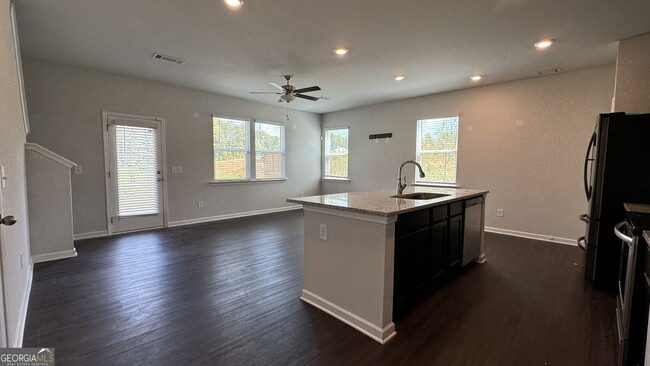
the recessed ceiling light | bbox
[534,38,554,50]
[394,75,406,81]
[470,75,482,81]
[224,0,243,8]
[334,48,349,55]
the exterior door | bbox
[105,114,165,234]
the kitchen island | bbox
[287,187,489,343]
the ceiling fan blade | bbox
[250,91,282,94]
[295,94,320,101]
[294,86,321,94]
[268,81,285,91]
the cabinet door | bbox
[394,226,430,320]
[429,220,447,288]
[448,214,463,271]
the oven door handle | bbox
[614,221,633,244]
[577,236,587,251]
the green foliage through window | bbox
[416,117,459,184]
[213,117,286,180]
[325,128,349,178]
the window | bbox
[213,117,250,180]
[416,117,459,184]
[324,128,349,178]
[212,116,286,181]
[254,121,285,179]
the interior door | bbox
[0,173,9,346]
[106,116,164,234]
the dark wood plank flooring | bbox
[23,210,617,365]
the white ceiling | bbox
[13,0,650,114]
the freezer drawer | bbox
[463,197,483,266]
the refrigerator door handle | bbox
[614,221,633,244]
[577,236,588,251]
[583,132,596,200]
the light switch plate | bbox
[172,166,183,174]
[74,165,83,175]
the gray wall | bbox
[322,65,615,240]
[614,32,650,113]
[22,59,322,236]
[0,0,32,347]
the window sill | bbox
[210,178,287,185]
[413,182,460,188]
[322,177,350,182]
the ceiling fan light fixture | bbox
[334,48,349,55]
[534,38,554,50]
[470,75,482,81]
[394,75,406,81]
[224,0,243,8]
[280,94,296,103]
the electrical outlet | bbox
[198,201,204,208]
[319,224,327,240]
[497,208,504,217]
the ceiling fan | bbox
[250,75,327,103]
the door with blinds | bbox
[105,115,164,233]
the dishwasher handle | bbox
[614,221,633,244]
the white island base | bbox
[290,188,488,344]
[299,206,398,343]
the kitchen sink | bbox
[391,192,450,200]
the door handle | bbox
[0,215,17,226]
[579,214,590,223]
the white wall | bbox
[22,59,322,236]
[614,32,650,113]
[322,65,615,241]
[0,0,32,347]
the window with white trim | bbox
[254,121,285,179]
[213,117,250,180]
[416,117,459,184]
[212,116,286,181]
[324,128,349,179]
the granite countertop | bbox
[287,187,489,217]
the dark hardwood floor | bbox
[23,210,617,365]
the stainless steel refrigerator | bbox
[578,112,650,289]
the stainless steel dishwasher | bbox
[462,197,483,266]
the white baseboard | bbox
[13,263,33,347]
[167,205,302,228]
[300,289,396,344]
[485,226,576,246]
[32,249,77,264]
[73,230,109,241]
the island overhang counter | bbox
[287,187,489,344]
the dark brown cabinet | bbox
[393,200,467,321]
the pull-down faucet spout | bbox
[397,160,426,195]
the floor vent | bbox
[151,53,185,65]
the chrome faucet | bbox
[397,160,426,195]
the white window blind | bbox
[213,117,250,180]
[254,122,285,179]
[115,125,160,217]
[324,128,349,178]
[416,117,459,184]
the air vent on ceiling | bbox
[537,68,562,76]
[152,53,185,65]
